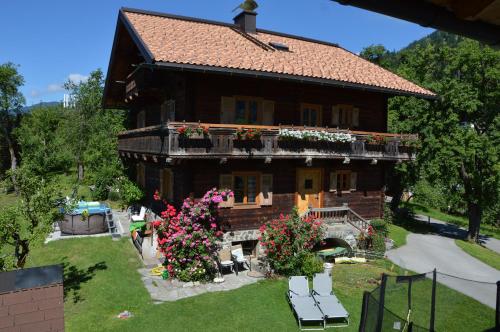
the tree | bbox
[0,63,25,193]
[64,69,125,198]
[364,38,499,242]
[0,166,63,270]
[15,105,72,176]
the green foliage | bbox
[363,35,500,241]
[0,166,63,270]
[119,178,144,208]
[15,105,72,175]
[370,219,388,237]
[300,253,324,278]
[372,234,386,253]
[64,69,126,195]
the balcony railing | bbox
[117,122,417,161]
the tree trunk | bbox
[1,127,19,194]
[78,162,84,181]
[466,202,482,243]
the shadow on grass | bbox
[61,257,107,303]
[392,208,435,235]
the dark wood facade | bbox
[113,60,414,231]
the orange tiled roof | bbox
[122,9,436,97]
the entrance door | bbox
[296,168,322,215]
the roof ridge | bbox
[120,7,343,50]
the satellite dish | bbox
[233,0,259,13]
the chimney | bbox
[233,10,257,34]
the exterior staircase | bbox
[304,206,370,248]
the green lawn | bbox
[25,237,496,331]
[455,240,500,271]
[0,191,17,208]
[404,202,500,240]
[388,223,410,247]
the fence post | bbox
[375,274,387,332]
[496,281,500,331]
[359,291,370,332]
[430,269,437,332]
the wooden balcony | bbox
[117,122,417,162]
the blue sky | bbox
[0,0,433,105]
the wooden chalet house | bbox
[103,7,435,250]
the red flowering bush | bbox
[235,128,261,140]
[259,207,325,276]
[177,125,210,138]
[153,188,233,282]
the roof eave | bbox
[149,61,437,100]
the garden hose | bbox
[150,265,165,276]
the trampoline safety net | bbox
[359,270,500,332]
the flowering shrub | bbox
[177,125,209,138]
[259,207,325,276]
[279,129,355,143]
[235,128,261,140]
[153,188,233,282]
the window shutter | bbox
[260,174,273,206]
[219,174,234,208]
[220,97,235,124]
[137,163,145,188]
[137,110,146,128]
[352,107,359,127]
[160,169,173,201]
[329,172,337,192]
[262,100,275,125]
[332,106,340,126]
[350,172,357,191]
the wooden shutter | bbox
[260,174,273,206]
[352,107,359,127]
[219,174,234,208]
[137,163,145,188]
[329,172,337,192]
[262,100,275,125]
[350,172,357,191]
[220,97,235,124]
[137,110,145,128]
[160,169,173,201]
[332,106,340,126]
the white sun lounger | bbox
[312,273,349,328]
[288,276,325,330]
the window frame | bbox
[336,170,351,192]
[232,172,261,206]
[300,103,322,127]
[233,96,263,125]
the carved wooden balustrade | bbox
[117,122,417,161]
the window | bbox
[332,105,359,128]
[329,171,357,193]
[233,173,260,205]
[337,171,351,191]
[301,104,322,126]
[234,98,260,124]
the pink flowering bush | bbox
[153,188,233,282]
[259,207,325,276]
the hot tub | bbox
[59,201,111,235]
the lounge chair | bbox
[231,244,251,272]
[312,273,349,328]
[131,206,146,222]
[288,276,325,330]
[218,248,234,274]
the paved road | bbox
[387,217,500,308]
[415,214,500,254]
